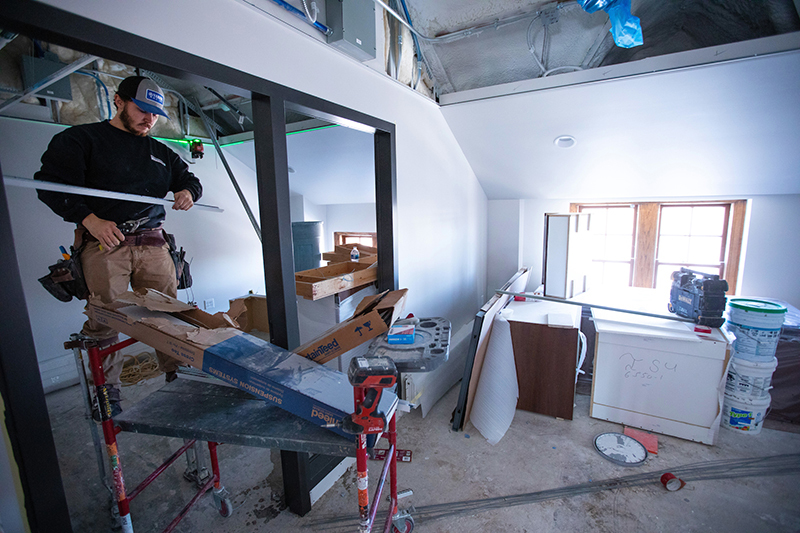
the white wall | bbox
[324,202,375,250]
[486,200,522,298]
[487,198,579,297]
[739,194,800,308]
[23,0,488,347]
[0,117,268,390]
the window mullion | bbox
[724,200,747,294]
[633,202,659,288]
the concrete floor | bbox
[47,373,800,532]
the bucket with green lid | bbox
[726,298,787,362]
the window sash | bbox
[571,200,745,294]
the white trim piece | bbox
[3,176,224,213]
[310,457,356,505]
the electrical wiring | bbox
[397,0,433,91]
[119,351,162,385]
[526,15,546,74]
[526,3,587,78]
[300,0,318,24]
[544,65,584,76]
[75,71,112,119]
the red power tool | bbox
[342,356,397,435]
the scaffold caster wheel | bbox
[213,487,233,518]
[392,514,414,533]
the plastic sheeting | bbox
[576,0,643,49]
[470,309,519,445]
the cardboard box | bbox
[295,261,379,301]
[86,289,397,438]
[229,294,270,334]
[294,289,408,364]
[387,324,415,344]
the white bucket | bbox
[726,299,787,362]
[725,356,777,400]
[721,393,771,435]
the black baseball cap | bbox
[117,76,169,118]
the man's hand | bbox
[172,190,194,211]
[82,213,125,249]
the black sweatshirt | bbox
[34,121,203,229]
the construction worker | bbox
[35,75,202,418]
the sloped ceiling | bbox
[399,0,800,200]
[440,48,800,200]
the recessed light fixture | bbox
[554,135,576,148]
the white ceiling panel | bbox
[441,49,800,200]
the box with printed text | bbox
[86,289,397,438]
[294,289,408,364]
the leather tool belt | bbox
[84,227,166,247]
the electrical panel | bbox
[21,56,73,102]
[326,0,376,62]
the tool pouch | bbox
[164,231,192,290]
[38,246,90,302]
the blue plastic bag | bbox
[575,0,614,14]
[576,0,643,48]
[606,0,643,48]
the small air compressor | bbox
[668,267,728,328]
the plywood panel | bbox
[509,321,579,420]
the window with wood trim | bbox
[334,231,377,248]
[570,201,746,294]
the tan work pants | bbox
[81,241,181,385]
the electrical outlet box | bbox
[203,298,215,310]
[326,0,376,62]
[21,56,73,102]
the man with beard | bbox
[35,76,202,418]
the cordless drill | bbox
[341,356,398,435]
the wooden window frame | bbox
[571,200,746,294]
[653,202,731,282]
[334,231,378,248]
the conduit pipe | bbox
[373,0,549,44]
[0,54,98,113]
[243,0,333,35]
[193,98,262,242]
[142,70,223,136]
[0,30,18,52]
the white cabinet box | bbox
[590,313,732,445]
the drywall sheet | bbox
[463,269,530,426]
[470,310,518,445]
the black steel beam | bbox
[0,1,394,134]
[374,129,399,291]
[252,93,301,350]
[0,0,399,521]
[0,162,72,532]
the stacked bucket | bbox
[721,298,787,435]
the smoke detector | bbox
[554,135,576,148]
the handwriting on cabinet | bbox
[619,352,678,381]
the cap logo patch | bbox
[146,89,164,106]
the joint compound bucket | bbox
[726,299,787,362]
[725,357,777,400]
[721,393,771,435]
